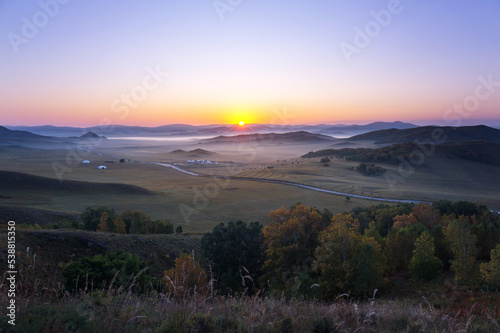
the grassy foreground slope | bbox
[0,229,200,279]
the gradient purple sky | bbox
[1,0,499,126]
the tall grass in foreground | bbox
[0,258,499,332]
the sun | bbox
[238,121,245,126]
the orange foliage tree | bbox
[163,253,208,296]
[262,203,323,296]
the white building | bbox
[97,165,107,170]
[82,160,90,164]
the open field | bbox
[0,143,374,233]
[1,135,499,234]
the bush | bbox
[357,162,386,176]
[62,251,150,292]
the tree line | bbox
[61,200,500,301]
[80,206,182,234]
[198,200,499,299]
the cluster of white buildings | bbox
[186,160,218,165]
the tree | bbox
[97,212,110,232]
[113,217,127,234]
[201,221,265,293]
[412,204,441,230]
[153,220,174,234]
[81,206,116,231]
[62,251,150,292]
[313,213,362,299]
[262,204,323,296]
[383,223,426,275]
[444,218,479,282]
[353,239,383,298]
[163,253,208,297]
[408,232,443,281]
[320,157,331,163]
[97,212,115,232]
[121,210,152,234]
[392,213,417,230]
[175,226,183,234]
[480,244,500,289]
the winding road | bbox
[153,162,426,204]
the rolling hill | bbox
[205,131,336,144]
[0,125,53,143]
[303,141,500,166]
[168,148,217,159]
[0,171,154,195]
[349,125,500,144]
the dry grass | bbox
[1,257,499,333]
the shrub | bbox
[357,162,386,176]
[62,250,150,292]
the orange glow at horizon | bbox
[238,121,245,126]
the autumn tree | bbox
[392,213,417,230]
[412,203,441,230]
[408,232,443,281]
[81,206,116,231]
[97,212,113,232]
[262,204,323,296]
[163,253,208,297]
[480,244,500,289]
[113,217,126,234]
[444,217,479,283]
[313,213,362,299]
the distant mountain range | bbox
[350,125,500,144]
[2,124,499,148]
[0,126,104,146]
[5,121,418,138]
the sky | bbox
[1,0,500,127]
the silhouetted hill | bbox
[349,125,500,144]
[206,131,335,144]
[0,171,154,194]
[303,141,500,166]
[321,121,417,133]
[0,126,50,140]
[168,148,216,158]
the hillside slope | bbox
[349,125,500,144]
[206,131,335,144]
